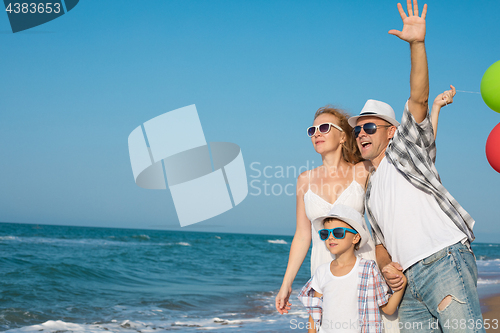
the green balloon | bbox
[481,60,500,113]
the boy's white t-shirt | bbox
[369,156,466,270]
[310,257,360,333]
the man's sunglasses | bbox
[353,123,392,138]
[318,227,358,241]
[307,123,343,137]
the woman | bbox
[275,105,372,315]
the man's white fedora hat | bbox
[348,99,400,128]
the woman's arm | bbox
[275,171,312,314]
[431,85,456,140]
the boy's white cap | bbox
[312,205,371,249]
[348,99,400,128]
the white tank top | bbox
[304,169,365,275]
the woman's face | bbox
[310,113,346,155]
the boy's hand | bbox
[389,0,427,44]
[382,262,405,291]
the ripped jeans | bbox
[398,242,485,333]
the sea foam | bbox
[267,239,287,244]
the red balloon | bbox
[486,123,500,173]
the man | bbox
[348,1,484,332]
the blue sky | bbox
[1,0,499,242]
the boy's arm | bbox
[308,291,323,333]
[380,268,408,315]
[389,0,429,123]
[431,85,456,140]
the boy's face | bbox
[323,219,360,256]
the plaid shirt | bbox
[366,102,475,248]
[298,258,389,333]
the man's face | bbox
[355,116,396,166]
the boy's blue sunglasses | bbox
[319,227,358,241]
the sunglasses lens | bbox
[364,123,378,134]
[332,228,345,239]
[354,126,361,138]
[318,123,331,134]
[319,229,330,240]
[354,123,379,138]
[307,126,315,137]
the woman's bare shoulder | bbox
[354,161,373,188]
[297,170,311,194]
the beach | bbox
[482,294,500,328]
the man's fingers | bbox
[390,262,403,271]
[421,3,427,20]
[397,3,407,20]
[387,276,404,289]
[391,279,405,288]
[385,272,403,281]
[382,267,398,275]
[387,275,403,282]
[413,0,419,16]
[391,284,404,292]
[450,84,456,96]
[407,0,413,16]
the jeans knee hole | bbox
[437,295,465,313]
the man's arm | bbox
[389,0,429,123]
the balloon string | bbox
[456,90,481,94]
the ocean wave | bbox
[478,278,500,285]
[0,236,18,241]
[4,316,268,333]
[0,236,193,248]
[131,234,150,240]
[477,258,500,266]
[267,239,287,244]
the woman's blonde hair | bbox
[313,106,362,164]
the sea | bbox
[1,222,500,333]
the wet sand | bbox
[481,294,500,330]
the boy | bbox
[298,205,406,333]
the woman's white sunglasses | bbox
[307,123,343,137]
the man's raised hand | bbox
[389,0,427,44]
